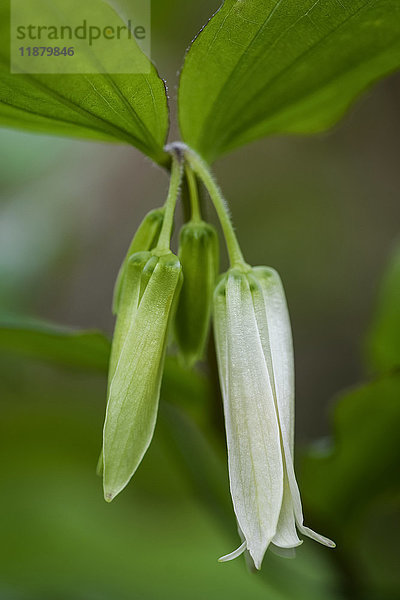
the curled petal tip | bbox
[218,541,247,564]
[300,525,336,548]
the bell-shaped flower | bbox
[213,267,335,570]
[103,250,182,502]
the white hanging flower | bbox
[213,266,335,570]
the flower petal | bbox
[252,267,295,452]
[252,267,334,548]
[218,541,247,563]
[272,473,303,548]
[214,270,284,569]
[250,269,302,548]
[283,448,336,548]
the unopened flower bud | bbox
[112,208,164,315]
[103,250,182,502]
[174,221,219,366]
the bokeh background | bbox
[1,1,399,599]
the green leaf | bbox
[302,373,400,527]
[0,314,110,371]
[366,243,400,373]
[179,0,400,162]
[0,2,169,165]
[301,372,400,598]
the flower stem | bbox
[156,153,183,253]
[185,164,202,222]
[181,146,247,269]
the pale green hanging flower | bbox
[103,250,182,502]
[102,151,184,501]
[213,267,335,570]
[96,210,165,479]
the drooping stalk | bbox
[168,143,247,270]
[155,152,183,253]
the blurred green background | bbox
[1,1,400,599]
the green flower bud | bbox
[174,220,219,366]
[112,208,164,315]
[97,251,156,479]
[103,250,182,502]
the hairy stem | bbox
[156,152,183,253]
[169,143,247,269]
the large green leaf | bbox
[0,2,169,165]
[179,0,400,162]
[0,314,111,371]
[366,243,400,373]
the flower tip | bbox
[218,541,247,564]
[104,490,116,503]
[247,550,264,571]
[300,525,336,548]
